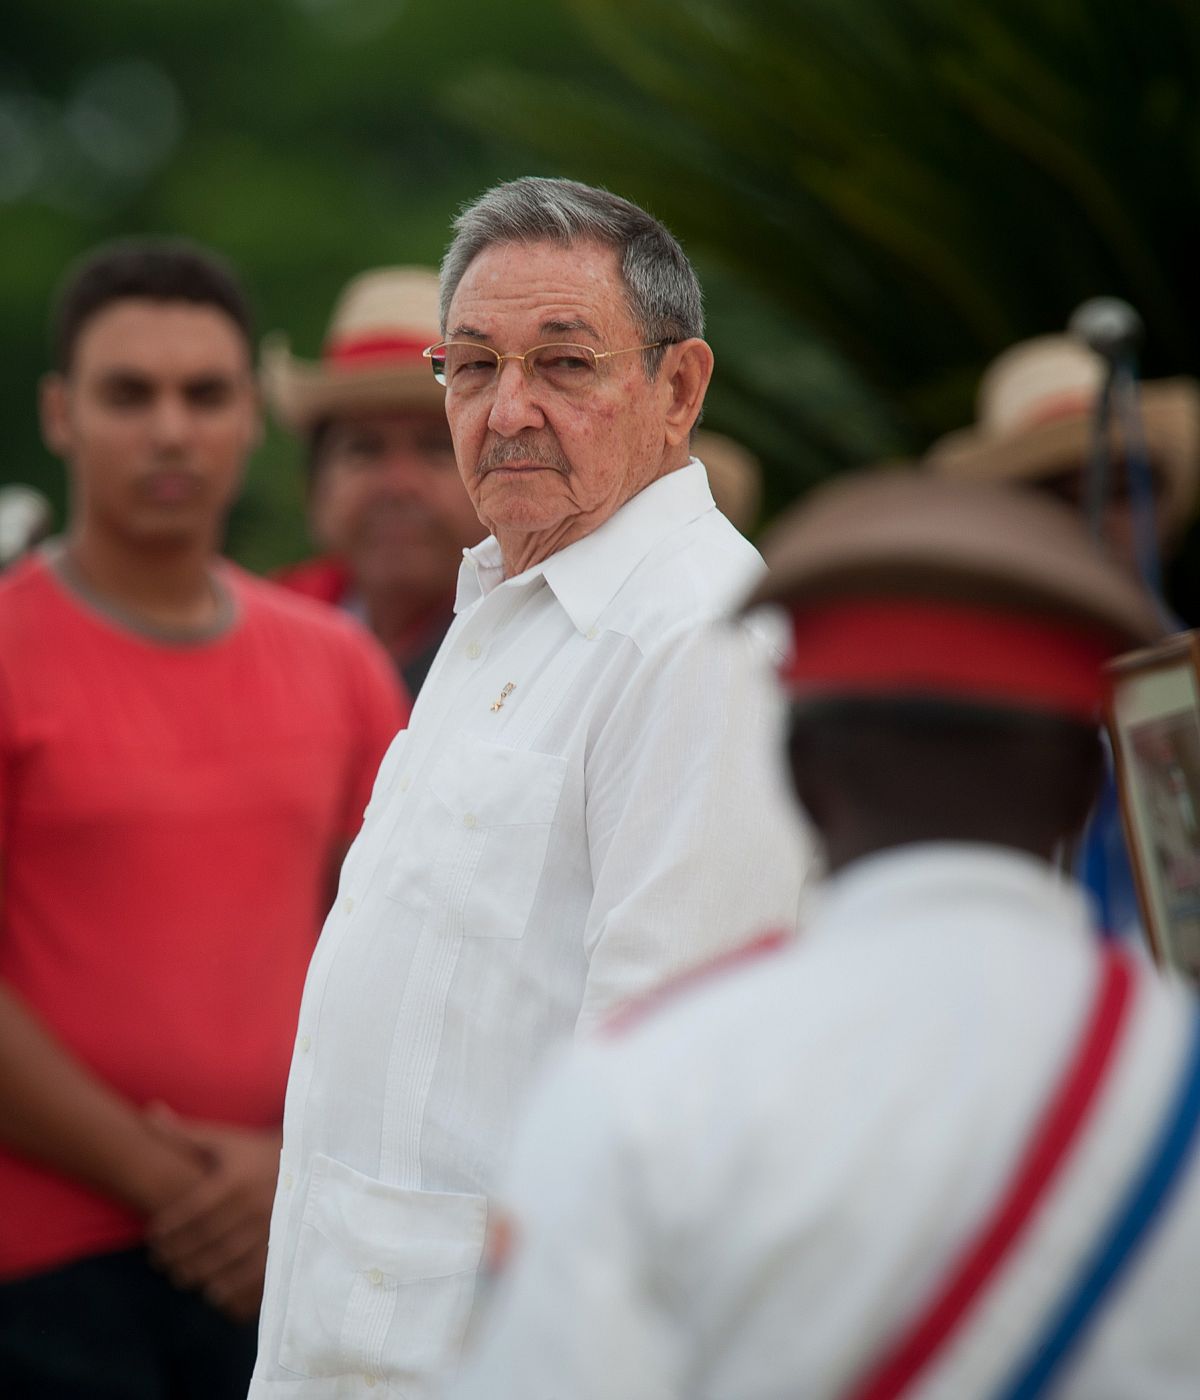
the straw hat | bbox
[745,468,1163,654]
[927,335,1200,535]
[261,266,445,433]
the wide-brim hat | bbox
[927,335,1200,536]
[262,266,444,433]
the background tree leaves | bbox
[6,0,1199,604]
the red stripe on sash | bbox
[844,943,1135,1400]
[602,930,790,1038]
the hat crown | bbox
[325,266,442,349]
[746,469,1164,653]
[979,334,1104,439]
[261,265,446,432]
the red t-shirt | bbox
[0,554,409,1278]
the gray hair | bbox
[440,176,704,376]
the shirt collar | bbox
[811,842,1096,944]
[454,460,715,632]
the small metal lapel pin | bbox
[490,682,516,713]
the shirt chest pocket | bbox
[386,736,567,940]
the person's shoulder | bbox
[225,561,403,684]
[227,562,372,646]
[608,508,766,648]
[641,506,766,612]
[0,552,64,634]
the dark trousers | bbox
[0,1246,258,1400]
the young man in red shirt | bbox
[0,241,407,1398]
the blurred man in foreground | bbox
[456,471,1200,1400]
[0,240,405,1398]
[265,267,483,695]
[250,176,808,1398]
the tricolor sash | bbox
[843,944,1200,1399]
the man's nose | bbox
[373,449,450,492]
[148,394,191,446]
[486,360,546,438]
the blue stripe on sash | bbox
[994,1007,1200,1400]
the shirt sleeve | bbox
[577,618,813,1033]
[340,631,410,844]
[452,1048,678,1400]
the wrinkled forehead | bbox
[446,239,632,343]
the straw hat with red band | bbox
[927,335,1200,537]
[743,469,1164,720]
[261,266,445,433]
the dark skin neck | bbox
[65,523,223,632]
[819,817,1060,877]
[787,700,1104,879]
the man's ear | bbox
[662,339,715,449]
[39,374,72,458]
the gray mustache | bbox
[478,438,570,476]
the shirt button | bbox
[368,1267,384,1286]
[398,775,411,792]
[463,813,477,829]
[283,1171,294,1191]
[299,1035,311,1053]
[342,895,354,913]
[465,640,482,659]
[586,627,598,641]
[364,1377,377,1390]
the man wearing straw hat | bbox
[250,176,809,1398]
[455,471,1200,1400]
[927,334,1200,585]
[264,267,485,695]
[928,335,1200,941]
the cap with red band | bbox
[780,597,1120,720]
[742,470,1165,708]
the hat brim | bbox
[260,333,446,433]
[926,379,1200,535]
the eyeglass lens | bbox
[432,343,600,392]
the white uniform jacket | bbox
[250,462,810,1397]
[456,845,1200,1400]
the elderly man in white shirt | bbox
[249,176,809,1398]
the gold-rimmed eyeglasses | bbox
[422,340,668,393]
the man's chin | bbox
[480,499,570,536]
[121,514,215,549]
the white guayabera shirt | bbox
[250,462,811,1398]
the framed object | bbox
[1107,631,1200,983]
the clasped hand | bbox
[144,1105,282,1324]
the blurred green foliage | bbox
[3,0,597,569]
[5,0,1200,608]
